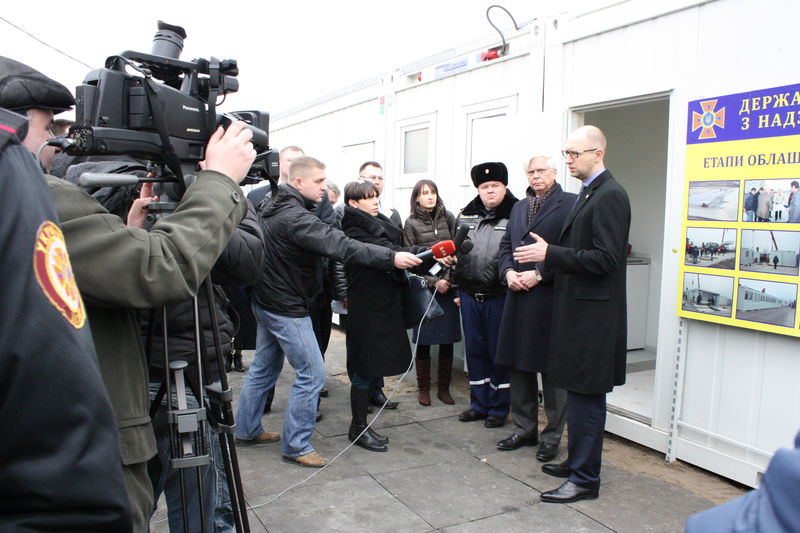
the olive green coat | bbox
[47,171,247,465]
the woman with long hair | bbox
[403,179,462,406]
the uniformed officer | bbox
[0,107,132,531]
[0,56,256,532]
[452,162,519,428]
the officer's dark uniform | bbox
[0,109,132,531]
[453,162,518,423]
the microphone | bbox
[415,240,456,260]
[452,224,470,252]
[459,240,474,255]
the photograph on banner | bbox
[742,178,800,222]
[681,272,734,318]
[735,278,798,328]
[739,229,800,276]
[685,227,737,269]
[687,180,740,221]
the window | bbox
[403,128,429,174]
[397,112,436,185]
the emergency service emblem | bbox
[33,221,86,329]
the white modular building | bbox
[268,0,800,487]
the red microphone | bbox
[415,240,456,260]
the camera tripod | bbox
[148,278,251,533]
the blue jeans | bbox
[235,304,325,457]
[148,383,234,532]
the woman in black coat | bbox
[342,180,426,452]
[402,179,462,406]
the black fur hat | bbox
[470,162,508,187]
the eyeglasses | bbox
[561,148,599,159]
[526,168,551,177]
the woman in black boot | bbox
[403,180,462,405]
[342,181,430,451]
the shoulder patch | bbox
[33,221,86,329]
[459,214,479,219]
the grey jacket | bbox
[453,191,518,295]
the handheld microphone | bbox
[452,224,470,252]
[459,240,474,255]
[415,240,456,260]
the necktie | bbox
[573,185,587,209]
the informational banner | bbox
[679,83,800,337]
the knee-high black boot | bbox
[349,386,388,452]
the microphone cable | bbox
[243,286,439,517]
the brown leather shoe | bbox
[418,389,431,406]
[416,358,431,405]
[235,432,280,447]
[282,451,328,468]
[437,388,454,405]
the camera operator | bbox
[0,69,132,531]
[0,56,256,532]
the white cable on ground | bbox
[245,287,438,512]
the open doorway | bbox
[579,97,670,423]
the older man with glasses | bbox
[495,156,575,463]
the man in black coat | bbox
[514,126,631,503]
[495,155,575,462]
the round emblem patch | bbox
[33,221,86,329]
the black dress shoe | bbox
[367,427,389,444]
[315,410,323,423]
[540,481,598,503]
[458,409,487,422]
[541,461,570,478]
[319,386,329,398]
[370,391,399,409]
[536,442,559,462]
[496,433,538,450]
[484,415,506,428]
[349,424,388,452]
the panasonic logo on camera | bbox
[182,105,200,112]
[187,128,201,133]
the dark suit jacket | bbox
[544,170,631,394]
[495,184,575,372]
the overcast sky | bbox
[741,229,800,252]
[1,0,562,116]
[738,278,798,302]
[684,272,734,298]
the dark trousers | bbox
[460,291,510,417]
[310,302,333,358]
[510,368,566,446]
[566,390,607,489]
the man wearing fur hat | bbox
[453,162,518,428]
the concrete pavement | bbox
[152,327,718,532]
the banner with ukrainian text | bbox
[679,83,800,337]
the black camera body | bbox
[66,21,275,180]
